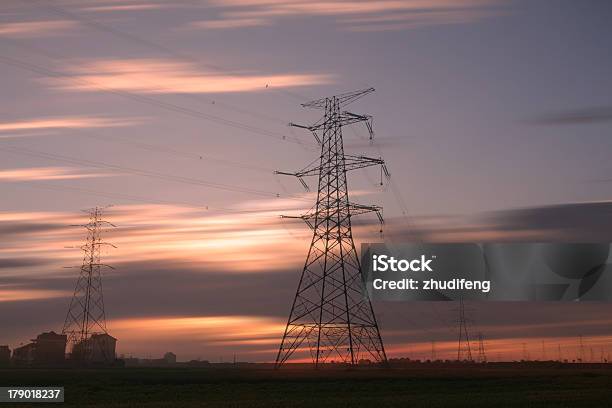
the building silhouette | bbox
[164,352,177,364]
[12,331,66,365]
[0,345,10,365]
[71,333,116,364]
[12,343,36,364]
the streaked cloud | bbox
[191,0,507,32]
[0,116,141,137]
[4,199,612,281]
[528,106,612,126]
[387,200,612,243]
[80,3,170,12]
[45,59,333,94]
[0,20,78,38]
[188,17,269,30]
[0,202,310,275]
[0,167,116,182]
[108,315,285,359]
[4,201,612,360]
[344,8,505,32]
[0,288,71,302]
[112,315,283,340]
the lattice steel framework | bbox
[456,297,473,361]
[62,206,116,360]
[477,332,487,363]
[275,88,389,367]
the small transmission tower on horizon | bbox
[477,332,487,363]
[275,88,389,367]
[62,206,116,361]
[456,297,473,361]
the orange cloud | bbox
[45,59,334,94]
[0,167,116,182]
[0,197,389,277]
[0,116,141,137]
[0,20,78,38]
[80,3,170,12]
[188,18,270,30]
[0,202,311,275]
[111,315,284,339]
[0,288,71,302]
[192,0,506,32]
[109,315,285,358]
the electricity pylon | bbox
[456,297,473,361]
[62,206,116,360]
[477,332,487,363]
[275,88,389,367]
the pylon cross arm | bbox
[275,156,384,182]
[306,112,372,132]
[300,87,375,109]
[286,203,382,222]
[343,155,385,173]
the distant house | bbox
[12,343,36,364]
[12,331,66,366]
[34,332,67,364]
[72,333,117,364]
[163,352,177,364]
[0,345,10,365]
[123,352,178,367]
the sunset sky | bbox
[2,0,612,362]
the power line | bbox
[349,120,418,239]
[11,122,277,174]
[3,180,260,214]
[16,35,296,132]
[4,182,309,246]
[0,53,305,145]
[0,145,310,201]
[21,1,314,124]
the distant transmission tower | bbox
[431,340,437,361]
[477,332,487,363]
[275,88,389,367]
[62,206,116,360]
[456,297,473,361]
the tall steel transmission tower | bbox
[456,297,473,361]
[62,206,116,360]
[275,88,389,367]
[476,332,487,363]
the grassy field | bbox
[1,366,612,407]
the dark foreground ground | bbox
[2,365,612,407]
